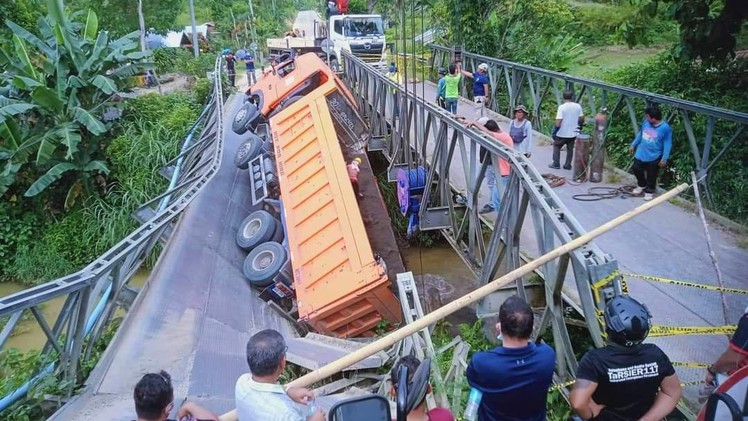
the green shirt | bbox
[444,74,461,99]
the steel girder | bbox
[0,56,226,401]
[428,44,748,210]
[342,51,623,379]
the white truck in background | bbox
[266,10,387,71]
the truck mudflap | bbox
[270,82,402,338]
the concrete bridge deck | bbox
[403,79,748,405]
[51,93,297,419]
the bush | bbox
[603,54,748,223]
[567,2,677,47]
[0,202,42,280]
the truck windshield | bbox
[344,18,384,37]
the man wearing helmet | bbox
[347,157,363,199]
[570,295,682,421]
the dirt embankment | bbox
[356,154,406,283]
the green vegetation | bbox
[604,55,748,223]
[0,318,122,420]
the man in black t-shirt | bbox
[133,370,218,421]
[570,295,682,421]
[705,306,748,385]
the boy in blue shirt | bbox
[436,67,447,110]
[629,105,672,201]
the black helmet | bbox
[437,67,446,75]
[604,295,651,347]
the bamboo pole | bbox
[690,172,730,327]
[219,182,690,421]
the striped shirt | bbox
[235,374,305,421]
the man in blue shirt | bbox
[629,105,672,201]
[436,67,447,110]
[466,296,556,421]
[460,62,490,116]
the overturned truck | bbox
[231,53,403,337]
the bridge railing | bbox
[427,44,748,211]
[0,55,225,411]
[342,50,624,380]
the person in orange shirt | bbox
[466,119,513,213]
[347,157,363,199]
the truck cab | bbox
[232,53,358,135]
[329,14,387,69]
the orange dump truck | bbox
[231,53,402,337]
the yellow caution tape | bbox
[623,273,748,295]
[550,378,704,392]
[649,324,736,337]
[672,361,710,369]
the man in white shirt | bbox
[235,329,324,421]
[549,91,584,170]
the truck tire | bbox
[268,95,304,119]
[232,103,260,135]
[243,242,287,288]
[234,134,263,170]
[271,218,284,244]
[330,58,340,73]
[236,210,275,251]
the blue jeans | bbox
[484,163,495,209]
[446,98,458,114]
[491,173,509,213]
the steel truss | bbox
[343,51,626,380]
[0,56,225,407]
[428,44,748,209]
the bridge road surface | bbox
[51,92,298,420]
[394,79,748,407]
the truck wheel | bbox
[236,210,275,251]
[268,95,304,119]
[234,134,263,169]
[330,58,340,73]
[232,103,260,135]
[243,242,287,288]
[271,218,284,243]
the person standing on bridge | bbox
[510,105,533,158]
[387,63,402,118]
[466,296,556,421]
[444,63,461,115]
[570,295,682,421]
[629,105,672,201]
[226,51,237,87]
[235,329,325,421]
[550,91,584,170]
[436,67,447,110]
[244,52,257,86]
[467,118,513,215]
[460,62,490,117]
[133,370,218,421]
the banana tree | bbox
[0,0,152,206]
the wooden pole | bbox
[219,182,690,421]
[691,172,730,327]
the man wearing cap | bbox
[436,67,447,110]
[510,105,533,158]
[460,62,490,116]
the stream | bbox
[0,269,150,353]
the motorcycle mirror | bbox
[328,395,392,421]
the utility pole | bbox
[189,0,199,57]
[248,0,263,67]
